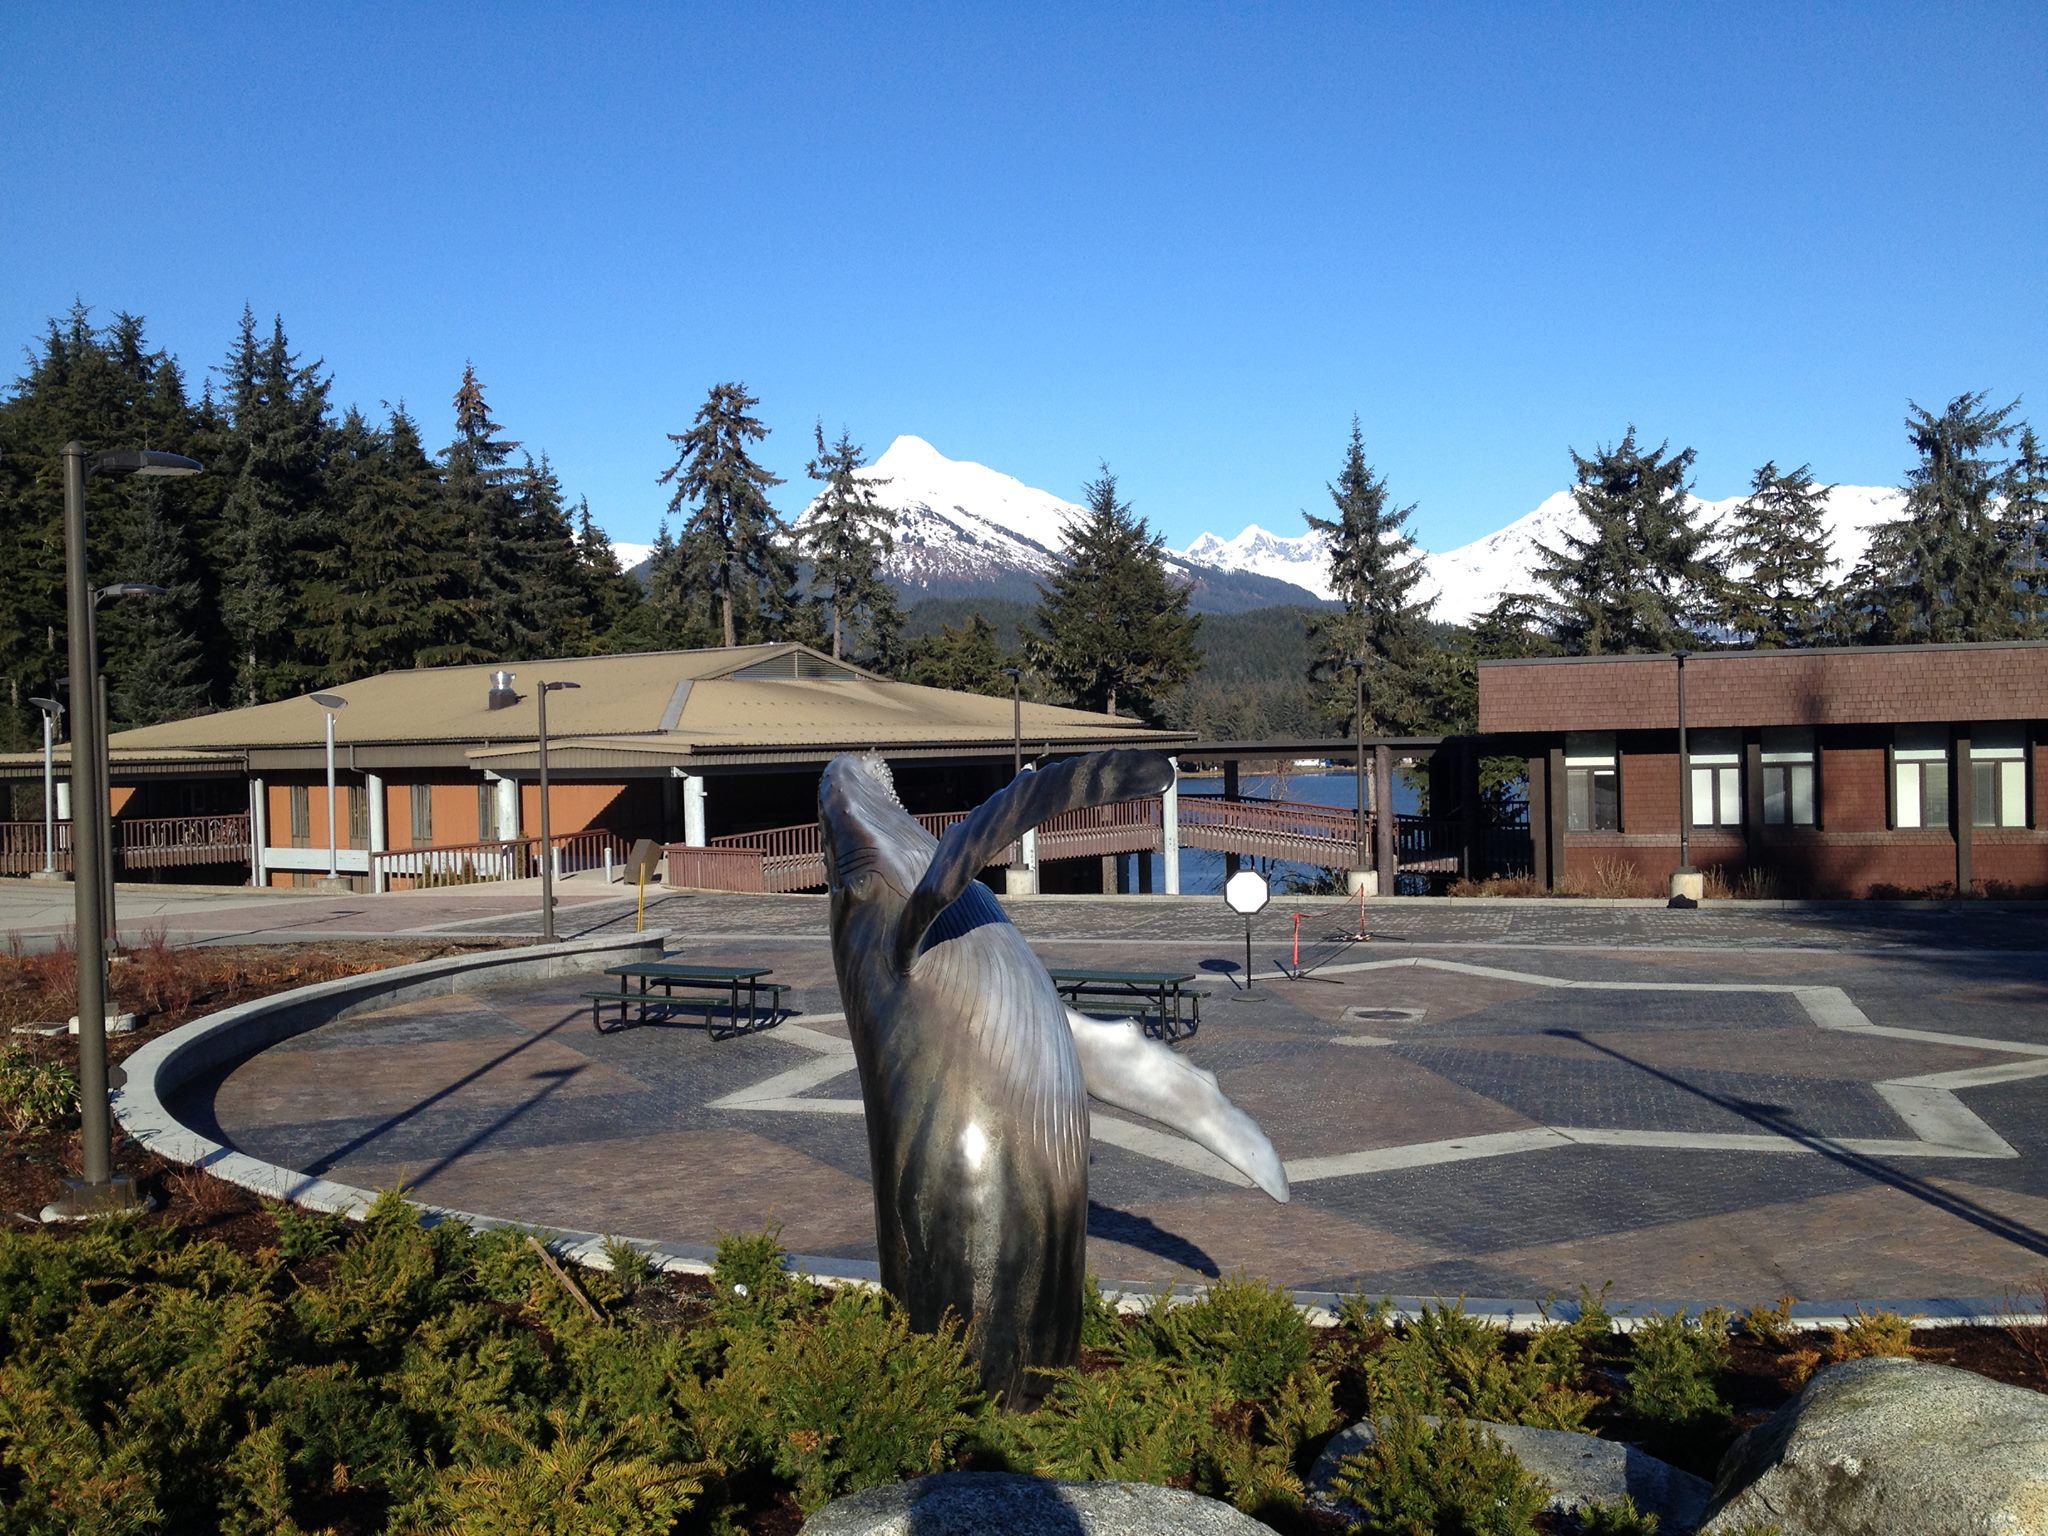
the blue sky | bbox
[4,3,2043,552]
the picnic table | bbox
[1048,967,1205,1043]
[584,962,784,1037]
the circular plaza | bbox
[150,892,2048,1314]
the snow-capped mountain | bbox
[795,435,1325,612]
[625,434,1908,625]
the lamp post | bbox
[1674,650,1692,875]
[45,443,201,1221]
[29,697,63,879]
[1000,665,1022,779]
[310,694,349,885]
[1343,658,1370,874]
[534,680,580,944]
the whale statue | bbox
[820,748,1289,1407]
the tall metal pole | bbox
[1012,673,1022,780]
[1675,650,1692,873]
[58,443,114,1199]
[1354,663,1368,870]
[40,710,55,873]
[324,709,339,880]
[537,682,555,944]
[97,672,115,941]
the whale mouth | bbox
[819,754,936,898]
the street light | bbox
[1000,665,1022,780]
[310,694,349,885]
[1673,650,1694,887]
[532,680,580,944]
[1343,658,1370,874]
[45,442,201,1221]
[28,697,63,878]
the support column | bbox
[1742,735,1764,872]
[1458,742,1482,881]
[1222,760,1241,880]
[1373,744,1396,896]
[366,772,387,893]
[56,780,72,820]
[1161,757,1181,895]
[1546,745,1568,892]
[1954,725,1974,896]
[494,775,521,841]
[683,772,707,847]
[249,776,268,887]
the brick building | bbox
[1478,641,2048,898]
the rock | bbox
[1703,1356,2048,1535]
[1308,1418,1711,1534]
[797,1472,1275,1535]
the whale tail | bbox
[1065,1008,1290,1202]
[897,749,1175,971]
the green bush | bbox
[1365,1300,1597,1431]
[0,1044,75,1134]
[1327,1409,1552,1536]
[1575,1495,1661,1533]
[1828,1306,1915,1361]
[270,1200,346,1261]
[1621,1307,1731,1431]
[1119,1275,1314,1402]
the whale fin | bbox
[1065,1008,1290,1202]
[897,749,1175,971]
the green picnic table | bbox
[583,962,785,1038]
[1048,967,1205,1042]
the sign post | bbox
[626,838,662,933]
[1224,870,1270,998]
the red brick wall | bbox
[1481,644,2048,733]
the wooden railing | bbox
[369,828,630,893]
[0,821,73,876]
[119,813,251,869]
[1179,795,1363,866]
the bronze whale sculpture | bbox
[820,748,1289,1406]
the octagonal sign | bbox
[1225,870,1270,916]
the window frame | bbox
[410,784,434,846]
[1971,725,2028,829]
[1893,726,1950,831]
[1686,728,1743,828]
[1564,733,1620,833]
[1760,727,1818,828]
[288,785,310,848]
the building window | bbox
[1894,725,1950,829]
[347,785,369,849]
[410,784,434,845]
[478,784,500,842]
[1972,725,2028,829]
[289,785,310,847]
[1761,728,1817,827]
[1565,733,1618,832]
[1688,729,1742,827]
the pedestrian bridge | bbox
[664,794,1473,894]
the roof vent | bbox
[486,671,519,711]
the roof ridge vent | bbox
[487,670,519,711]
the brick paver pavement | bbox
[171,894,2048,1312]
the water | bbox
[1137,769,1425,896]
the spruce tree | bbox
[1303,419,1437,732]
[1532,427,1715,654]
[657,382,787,647]
[1026,466,1200,720]
[441,362,525,657]
[1719,461,1833,648]
[1854,392,2021,642]
[509,453,596,657]
[574,499,654,652]
[904,615,1010,694]
[217,314,334,703]
[800,423,902,662]
[105,477,212,725]
[2006,425,2048,637]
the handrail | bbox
[368,827,629,893]
[0,820,75,876]
[120,813,251,868]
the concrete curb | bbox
[111,932,2048,1330]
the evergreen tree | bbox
[1718,461,1833,648]
[441,362,524,657]
[2007,425,2048,637]
[1532,427,1714,654]
[903,614,1010,694]
[217,313,335,703]
[509,453,596,656]
[799,423,902,662]
[308,405,479,678]
[1303,419,1437,733]
[1854,392,2022,642]
[574,499,654,652]
[105,477,211,725]
[1026,466,1200,720]
[657,382,787,647]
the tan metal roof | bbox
[57,644,1184,770]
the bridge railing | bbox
[0,820,73,876]
[120,813,252,870]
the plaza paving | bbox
[165,893,2048,1311]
